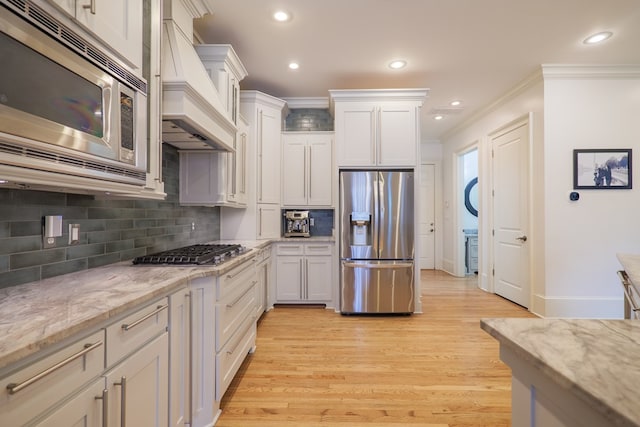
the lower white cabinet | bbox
[33,379,107,426]
[275,242,333,303]
[255,245,272,315]
[169,282,217,427]
[0,297,170,427]
[104,332,168,427]
[0,330,105,426]
[214,256,258,401]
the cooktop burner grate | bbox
[132,244,242,265]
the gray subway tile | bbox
[42,259,87,279]
[0,267,41,289]
[11,249,66,269]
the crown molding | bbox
[542,64,640,79]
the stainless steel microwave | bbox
[0,1,147,185]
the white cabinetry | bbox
[213,256,258,401]
[195,44,247,126]
[178,115,249,207]
[222,91,285,240]
[330,89,428,167]
[46,0,143,70]
[282,132,334,207]
[169,283,217,427]
[0,297,170,427]
[0,330,105,426]
[255,245,272,316]
[275,243,333,303]
[103,299,169,427]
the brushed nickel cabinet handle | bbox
[6,340,103,394]
[82,0,96,14]
[121,304,168,331]
[114,376,127,427]
[95,388,109,427]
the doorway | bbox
[455,145,479,277]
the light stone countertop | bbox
[481,318,640,427]
[0,239,276,371]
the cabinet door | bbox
[306,256,333,301]
[257,107,281,203]
[33,379,106,427]
[77,0,143,70]
[169,290,189,427]
[105,333,168,427]
[378,105,417,166]
[228,119,249,206]
[188,280,216,427]
[307,135,333,206]
[282,134,308,206]
[257,204,281,239]
[276,256,303,301]
[335,103,376,166]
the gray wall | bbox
[0,145,220,289]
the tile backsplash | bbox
[0,144,220,289]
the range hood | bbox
[161,1,236,151]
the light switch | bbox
[69,224,80,245]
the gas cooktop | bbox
[132,244,247,265]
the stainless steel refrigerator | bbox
[339,170,415,314]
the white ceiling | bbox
[194,0,640,141]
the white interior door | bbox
[419,164,436,269]
[492,121,530,308]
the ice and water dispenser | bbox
[349,212,372,258]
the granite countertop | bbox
[0,239,273,371]
[481,318,640,427]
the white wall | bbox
[540,65,640,318]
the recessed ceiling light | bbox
[273,10,291,22]
[434,115,444,121]
[288,62,299,70]
[583,31,613,44]
[388,60,407,70]
[450,100,462,107]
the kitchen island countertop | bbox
[482,317,640,427]
[0,239,273,371]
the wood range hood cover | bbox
[161,0,236,152]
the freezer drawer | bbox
[340,260,414,314]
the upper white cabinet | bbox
[178,116,249,208]
[241,92,285,204]
[330,89,428,167]
[282,132,334,207]
[196,44,248,126]
[47,0,143,70]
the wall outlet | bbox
[43,215,62,248]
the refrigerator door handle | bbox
[342,261,414,269]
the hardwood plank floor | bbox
[216,270,536,426]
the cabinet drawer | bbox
[277,244,304,256]
[215,318,256,401]
[106,298,169,367]
[216,284,257,352]
[304,244,333,256]
[0,330,104,427]
[217,257,257,301]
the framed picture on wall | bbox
[573,148,632,189]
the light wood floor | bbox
[216,270,536,426]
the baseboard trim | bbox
[532,294,624,319]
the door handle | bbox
[516,235,527,242]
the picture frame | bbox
[573,148,632,189]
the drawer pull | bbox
[6,340,103,395]
[114,377,127,427]
[121,304,168,331]
[226,261,256,280]
[95,388,109,427]
[226,282,257,308]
